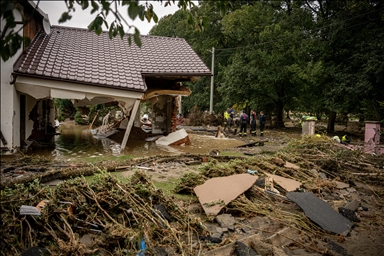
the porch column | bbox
[121,99,140,150]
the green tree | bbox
[218,2,315,126]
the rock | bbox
[346,187,357,193]
[235,241,258,256]
[216,214,236,231]
[327,241,352,256]
[310,169,319,176]
[212,232,222,239]
[345,199,360,211]
[217,227,228,233]
[339,190,350,197]
[319,173,327,179]
[338,207,360,222]
[335,181,350,189]
[199,236,222,244]
[79,234,93,247]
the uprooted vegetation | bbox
[1,171,210,255]
[1,136,383,255]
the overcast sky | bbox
[37,1,180,35]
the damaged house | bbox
[0,1,211,153]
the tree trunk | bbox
[275,100,285,127]
[286,110,290,119]
[327,111,336,132]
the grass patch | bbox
[220,151,244,157]
[154,179,197,201]
[83,171,130,184]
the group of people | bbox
[224,108,266,137]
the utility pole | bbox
[210,47,215,114]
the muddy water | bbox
[35,123,244,161]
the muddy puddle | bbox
[30,123,244,161]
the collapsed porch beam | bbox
[121,99,140,150]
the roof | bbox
[13,26,211,92]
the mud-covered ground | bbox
[1,124,383,256]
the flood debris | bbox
[194,174,259,216]
[2,171,210,255]
[156,128,191,146]
[286,192,353,235]
[265,173,302,192]
[284,161,300,170]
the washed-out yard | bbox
[1,123,383,256]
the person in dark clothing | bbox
[259,111,266,136]
[239,110,249,136]
[250,110,257,136]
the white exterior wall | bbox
[1,10,24,150]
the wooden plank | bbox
[121,99,140,150]
[0,130,8,146]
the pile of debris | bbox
[171,136,384,255]
[1,136,383,255]
[1,171,209,255]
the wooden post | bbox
[121,99,140,150]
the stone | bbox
[346,187,357,193]
[318,173,327,179]
[338,207,360,222]
[212,232,222,239]
[345,199,360,211]
[199,236,222,244]
[310,169,319,176]
[335,181,350,189]
[235,241,258,256]
[216,214,236,231]
[339,190,350,197]
[327,241,352,256]
[79,234,93,247]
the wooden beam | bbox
[121,99,140,150]
[0,130,8,146]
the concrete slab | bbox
[265,173,302,192]
[155,129,190,146]
[194,174,258,216]
[286,192,353,235]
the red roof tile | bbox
[13,26,211,92]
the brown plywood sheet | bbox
[194,174,258,216]
[266,173,302,192]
